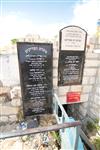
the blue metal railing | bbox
[53,93,84,150]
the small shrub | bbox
[50,131,61,148]
[93,137,100,150]
[86,121,97,132]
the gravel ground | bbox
[0,115,61,150]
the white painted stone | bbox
[1,138,23,150]
[53,59,58,67]
[0,105,19,115]
[84,60,100,67]
[96,87,100,95]
[9,115,17,122]
[80,94,89,102]
[58,95,66,104]
[53,78,58,87]
[0,116,9,122]
[94,95,100,104]
[11,98,22,106]
[53,49,59,58]
[82,85,92,93]
[96,69,100,84]
[10,86,21,99]
[89,77,96,84]
[0,87,10,95]
[82,77,90,84]
[93,96,98,103]
[0,96,6,103]
[86,52,99,59]
[98,68,100,74]
[83,68,97,76]
[53,68,58,77]
[70,85,82,92]
[58,86,70,96]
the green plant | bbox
[17,108,24,122]
[94,119,100,131]
[21,135,30,142]
[93,137,100,150]
[11,38,18,44]
[86,119,100,133]
[94,118,99,124]
[50,131,61,147]
[86,121,97,132]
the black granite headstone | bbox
[17,42,53,116]
[58,51,85,85]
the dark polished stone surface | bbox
[58,51,85,86]
[17,42,53,116]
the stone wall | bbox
[0,86,22,122]
[0,53,20,86]
[78,49,100,120]
[87,67,100,119]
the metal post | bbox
[74,126,80,150]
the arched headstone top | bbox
[59,25,87,51]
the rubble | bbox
[0,86,60,149]
[0,86,21,122]
[0,115,60,150]
[11,98,22,107]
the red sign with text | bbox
[67,92,80,103]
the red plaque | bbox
[67,92,80,103]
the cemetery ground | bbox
[0,86,100,149]
[0,86,60,150]
[0,114,60,150]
